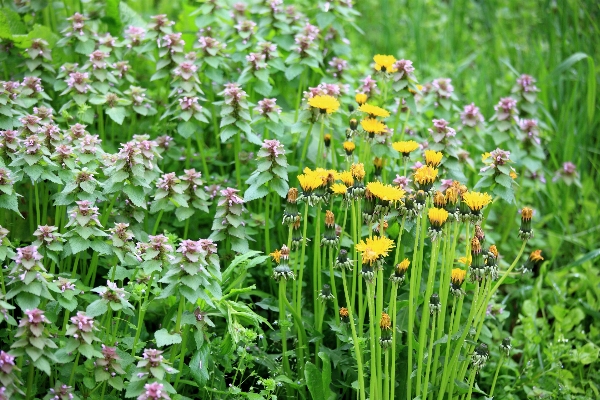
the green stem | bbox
[195,131,210,178]
[70,253,81,278]
[132,273,154,355]
[328,246,340,328]
[152,209,164,235]
[342,269,366,400]
[383,350,390,400]
[366,282,378,400]
[279,280,292,378]
[407,215,423,400]
[389,282,399,400]
[464,367,478,400]
[299,122,315,171]
[422,312,437,400]
[296,203,309,314]
[313,208,322,337]
[25,361,35,400]
[69,352,80,386]
[294,70,306,123]
[174,325,190,390]
[234,132,243,189]
[34,182,41,227]
[97,105,105,143]
[489,353,505,397]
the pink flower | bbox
[460,103,484,127]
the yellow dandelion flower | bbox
[359,103,390,118]
[414,165,438,185]
[337,171,354,187]
[482,152,491,161]
[380,312,392,330]
[308,95,340,114]
[330,183,348,195]
[462,191,493,212]
[428,207,449,228]
[510,170,517,179]
[297,173,322,192]
[351,163,366,181]
[270,249,282,263]
[425,150,443,167]
[521,207,534,221]
[343,141,355,155]
[396,258,410,273]
[529,249,544,262]
[361,118,388,135]
[355,236,395,265]
[339,307,349,318]
[366,181,405,202]
[457,255,472,266]
[445,187,460,204]
[373,54,397,73]
[451,268,467,285]
[392,140,420,156]
[355,93,368,105]
[373,157,384,169]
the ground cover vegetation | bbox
[0,0,598,399]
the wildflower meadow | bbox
[0,1,598,399]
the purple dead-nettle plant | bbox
[254,97,283,136]
[392,59,419,93]
[429,78,455,109]
[257,41,279,61]
[328,57,348,78]
[235,19,257,42]
[89,280,134,318]
[52,144,75,169]
[210,187,252,253]
[518,119,542,147]
[358,75,379,97]
[5,246,54,311]
[10,309,58,376]
[393,175,413,192]
[44,382,75,400]
[124,25,148,49]
[159,238,221,305]
[513,73,539,108]
[157,32,186,71]
[62,12,91,38]
[94,345,126,390]
[124,86,157,117]
[492,97,519,132]
[64,312,102,362]
[24,39,54,73]
[148,14,175,36]
[58,167,100,203]
[109,222,136,262]
[0,130,19,157]
[64,70,93,95]
[33,225,64,266]
[63,200,111,259]
[135,234,174,277]
[553,161,580,186]
[171,60,202,95]
[245,139,289,200]
[150,172,188,216]
[196,35,226,58]
[21,76,45,99]
[0,350,23,399]
[39,122,62,150]
[175,168,211,220]
[137,382,172,400]
[428,119,456,144]
[128,349,178,398]
[113,60,133,81]
[0,225,15,263]
[219,82,253,143]
[460,103,485,129]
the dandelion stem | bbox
[296,203,309,314]
[299,122,315,171]
[341,269,366,400]
[489,353,505,397]
[422,311,437,400]
[279,279,292,378]
[366,282,379,400]
[313,208,322,345]
[389,281,400,400]
[328,247,340,328]
[407,213,424,400]
[464,367,478,400]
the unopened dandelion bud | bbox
[500,337,512,356]
[321,210,339,247]
[390,258,410,284]
[519,207,534,240]
[362,188,377,224]
[335,249,353,270]
[291,217,304,250]
[355,93,367,106]
[373,157,384,177]
[272,264,294,281]
[319,284,334,302]
[339,307,350,323]
[349,118,358,130]
[415,190,427,207]
[324,133,331,148]
[474,225,485,244]
[471,343,489,370]
[361,263,375,282]
[470,237,485,281]
[282,188,300,225]
[485,245,499,279]
[429,293,441,315]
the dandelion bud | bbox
[521,249,544,275]
[282,188,300,225]
[324,133,331,148]
[469,237,485,281]
[471,343,489,370]
[500,337,512,356]
[474,225,485,244]
[390,258,409,284]
[339,307,350,323]
[291,218,304,250]
[519,207,534,240]
[379,312,392,348]
[429,293,441,315]
[355,93,367,106]
[485,245,499,280]
[318,284,334,302]
[373,157,384,177]
[321,210,339,247]
[335,249,353,270]
[362,188,376,224]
